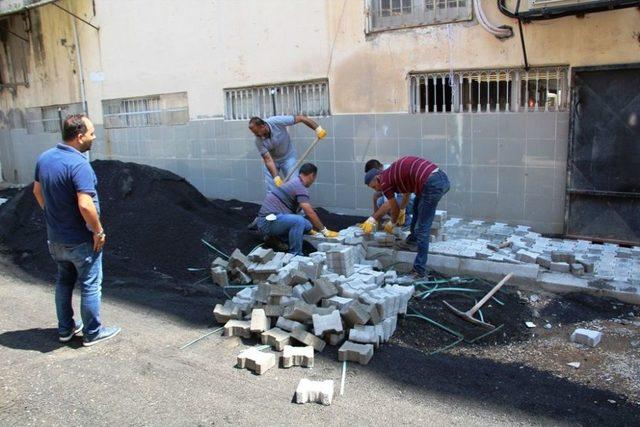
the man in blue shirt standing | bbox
[249,115,327,193]
[33,114,121,347]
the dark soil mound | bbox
[0,160,365,282]
[539,293,638,324]
[392,278,534,352]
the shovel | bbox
[284,137,320,182]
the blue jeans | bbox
[263,152,298,193]
[257,214,312,255]
[377,193,415,226]
[409,170,450,275]
[48,241,103,338]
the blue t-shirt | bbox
[254,115,296,162]
[259,176,310,217]
[34,144,100,244]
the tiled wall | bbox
[1,112,569,234]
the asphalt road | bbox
[1,263,638,426]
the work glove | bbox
[274,176,283,187]
[315,126,327,140]
[321,228,339,238]
[308,229,318,236]
[383,220,396,234]
[359,217,377,234]
[397,210,406,226]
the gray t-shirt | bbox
[254,115,296,161]
[259,176,310,217]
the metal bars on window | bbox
[408,66,569,113]
[25,102,84,134]
[367,0,472,33]
[102,93,189,129]
[224,80,330,120]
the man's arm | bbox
[372,197,400,223]
[77,192,105,252]
[33,181,45,210]
[400,193,411,210]
[300,202,325,231]
[294,115,326,139]
[261,152,279,179]
[371,191,381,215]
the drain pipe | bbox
[474,0,513,38]
[71,15,90,160]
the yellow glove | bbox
[274,176,283,187]
[397,210,406,226]
[383,220,396,234]
[308,229,318,236]
[359,217,377,234]
[315,126,327,140]
[321,228,339,238]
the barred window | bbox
[367,0,472,33]
[409,66,570,113]
[102,92,188,129]
[224,80,330,121]
[25,102,84,134]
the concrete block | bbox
[292,283,313,299]
[295,379,334,405]
[288,269,309,286]
[338,341,374,365]
[302,278,338,304]
[282,345,314,368]
[552,251,575,264]
[536,255,552,269]
[322,296,354,310]
[250,309,270,333]
[228,249,250,272]
[516,249,539,264]
[340,302,371,326]
[275,316,306,332]
[312,310,343,335]
[571,263,585,276]
[263,304,285,317]
[349,325,379,346]
[299,260,322,280]
[459,258,540,289]
[213,301,242,323]
[577,258,595,273]
[237,348,276,375]
[550,262,571,272]
[260,327,291,351]
[211,257,228,269]
[283,300,316,323]
[210,266,229,287]
[248,247,275,263]
[364,303,382,324]
[426,253,462,277]
[570,328,602,347]
[268,284,293,297]
[327,331,346,346]
[224,319,252,338]
[290,328,327,352]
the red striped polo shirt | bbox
[378,156,439,199]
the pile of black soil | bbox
[0,160,365,283]
[392,278,534,352]
[539,293,638,324]
[0,187,20,199]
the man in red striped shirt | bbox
[360,156,450,278]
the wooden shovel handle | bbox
[468,272,513,315]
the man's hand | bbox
[397,209,406,226]
[359,217,377,234]
[274,176,283,187]
[315,126,327,140]
[93,231,106,252]
[383,221,396,234]
[321,228,339,238]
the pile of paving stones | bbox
[211,231,414,375]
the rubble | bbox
[570,328,603,347]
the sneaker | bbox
[82,326,122,347]
[396,240,418,251]
[58,321,83,343]
[264,235,288,252]
[408,270,426,280]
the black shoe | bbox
[396,240,418,251]
[264,236,288,252]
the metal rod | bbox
[53,2,100,31]
[340,360,347,395]
[179,326,224,350]
[284,137,320,181]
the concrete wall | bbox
[88,111,568,234]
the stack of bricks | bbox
[429,210,447,242]
[211,242,415,373]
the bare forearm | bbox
[400,193,410,210]
[78,199,102,233]
[372,200,390,222]
[302,204,324,230]
[33,182,45,210]
[297,115,319,131]
[263,155,278,178]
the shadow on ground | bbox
[0,328,82,353]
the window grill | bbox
[25,102,83,134]
[366,0,472,33]
[102,93,188,128]
[409,66,570,113]
[224,80,330,120]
